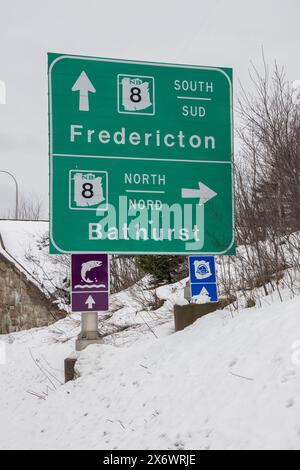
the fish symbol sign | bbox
[71,254,109,312]
[81,260,102,284]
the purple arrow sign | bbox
[71,254,109,312]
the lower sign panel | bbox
[51,156,234,255]
[190,283,218,303]
[72,292,109,312]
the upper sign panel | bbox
[48,54,232,162]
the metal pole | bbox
[0,170,19,219]
[75,312,102,351]
[81,312,99,338]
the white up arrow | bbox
[72,71,96,112]
[181,182,217,205]
[85,295,96,310]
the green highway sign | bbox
[48,53,234,255]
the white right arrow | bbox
[85,295,96,310]
[181,182,217,205]
[72,71,96,112]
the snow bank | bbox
[1,292,300,450]
[0,220,68,301]
[0,221,48,260]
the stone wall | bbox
[0,253,64,334]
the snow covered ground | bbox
[0,221,69,305]
[1,282,300,450]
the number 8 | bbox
[130,87,142,103]
[82,183,94,199]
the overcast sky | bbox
[0,0,299,218]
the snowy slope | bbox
[0,221,48,257]
[0,220,69,302]
[1,290,300,450]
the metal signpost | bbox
[48,53,234,256]
[189,256,218,303]
[49,54,234,354]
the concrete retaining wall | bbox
[0,253,64,334]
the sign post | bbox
[71,253,109,351]
[189,256,218,303]
[71,253,109,312]
[48,53,234,256]
[49,54,234,350]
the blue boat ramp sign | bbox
[188,256,218,303]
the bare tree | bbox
[220,57,300,308]
[237,57,300,237]
[0,193,45,221]
[18,194,45,220]
[110,255,144,293]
